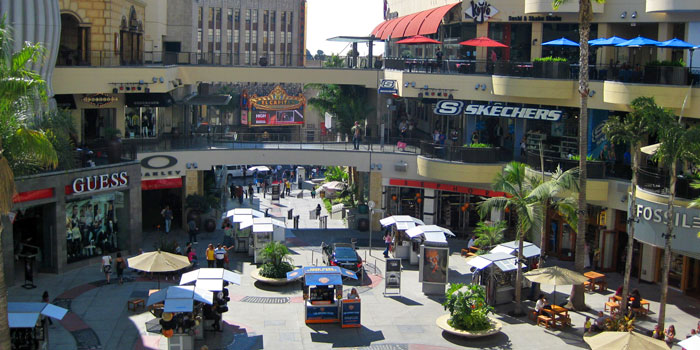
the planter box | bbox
[644,66,687,85]
[533,61,570,79]
[493,61,512,76]
[458,147,500,163]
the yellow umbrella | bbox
[523,266,589,305]
[128,250,191,288]
[584,331,670,350]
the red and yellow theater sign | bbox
[246,85,306,126]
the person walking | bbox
[115,252,126,284]
[41,291,52,325]
[161,205,173,234]
[383,231,393,258]
[102,254,113,284]
[236,186,244,205]
[285,181,291,196]
[351,121,362,150]
[188,218,198,244]
[229,182,235,199]
[315,204,322,219]
[206,244,216,268]
[248,183,254,202]
[214,244,226,268]
[311,188,316,199]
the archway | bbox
[59,13,89,66]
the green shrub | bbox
[646,59,684,67]
[468,143,492,148]
[443,283,495,331]
[533,56,568,63]
[185,194,211,213]
[258,241,295,278]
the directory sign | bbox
[385,258,401,289]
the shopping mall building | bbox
[2,0,699,297]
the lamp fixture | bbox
[481,84,486,91]
[404,82,409,87]
[620,11,627,18]
[588,90,596,97]
[152,77,158,83]
[475,83,480,90]
[410,82,416,87]
[631,11,637,18]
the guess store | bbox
[3,163,142,284]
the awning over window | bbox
[184,94,232,106]
[54,94,76,109]
[125,93,174,107]
[371,2,460,40]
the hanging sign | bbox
[464,0,499,23]
[81,94,118,107]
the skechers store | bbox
[632,196,700,298]
[2,163,142,284]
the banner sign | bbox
[631,196,700,257]
[341,300,361,327]
[419,246,449,284]
[246,85,305,126]
[434,100,563,121]
[306,305,339,320]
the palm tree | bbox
[305,83,373,135]
[472,220,506,249]
[258,241,294,279]
[478,162,543,316]
[552,0,606,311]
[601,96,657,313]
[0,19,58,349]
[651,106,700,331]
[528,166,579,268]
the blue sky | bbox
[306,0,385,56]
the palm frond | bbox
[477,196,510,218]
[10,127,58,169]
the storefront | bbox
[124,93,175,139]
[544,204,605,262]
[3,162,142,283]
[632,196,700,297]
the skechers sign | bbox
[434,101,563,121]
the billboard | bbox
[419,246,448,284]
[244,85,305,126]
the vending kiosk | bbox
[286,266,359,325]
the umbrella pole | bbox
[157,273,161,289]
[552,285,556,306]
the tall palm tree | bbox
[652,106,700,331]
[601,96,657,313]
[552,0,606,310]
[472,220,506,249]
[478,162,543,316]
[528,166,579,268]
[0,19,58,349]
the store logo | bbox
[72,172,128,194]
[465,0,498,24]
[433,100,464,116]
[141,155,178,170]
[464,104,562,121]
[635,204,700,229]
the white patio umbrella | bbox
[490,240,541,259]
[221,207,265,221]
[679,335,700,350]
[247,165,271,173]
[584,331,670,350]
[379,215,425,230]
[146,285,214,313]
[179,268,241,291]
[641,143,660,156]
[523,266,589,305]
[127,250,192,288]
[405,225,455,243]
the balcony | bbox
[418,142,506,163]
[638,167,700,200]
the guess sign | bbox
[71,172,128,194]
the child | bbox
[584,317,592,335]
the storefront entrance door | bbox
[83,108,116,145]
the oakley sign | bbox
[434,100,563,121]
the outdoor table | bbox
[605,301,620,315]
[584,271,607,292]
[544,305,571,328]
[607,295,650,314]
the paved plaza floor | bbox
[9,183,700,349]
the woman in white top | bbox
[102,255,113,283]
[535,294,547,314]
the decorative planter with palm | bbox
[533,57,569,79]
[251,241,295,285]
[437,283,501,338]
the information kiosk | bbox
[286,266,359,325]
[8,302,68,350]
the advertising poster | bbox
[341,300,361,327]
[65,192,122,262]
[244,85,306,126]
[420,246,448,284]
[306,306,339,320]
[385,258,401,289]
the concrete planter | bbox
[250,267,295,286]
[436,314,502,338]
[533,61,570,79]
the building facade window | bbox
[215,8,222,53]
[207,8,214,54]
[197,7,203,53]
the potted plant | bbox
[104,127,122,163]
[251,241,296,285]
[533,56,569,79]
[437,283,502,338]
[644,59,687,85]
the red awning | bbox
[371,2,460,40]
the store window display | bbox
[66,192,125,263]
[124,107,159,138]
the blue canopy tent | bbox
[541,37,580,47]
[616,36,661,67]
[146,285,214,313]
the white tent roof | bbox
[222,208,265,221]
[405,225,455,239]
[379,215,424,230]
[489,241,541,258]
[239,217,285,232]
[679,335,700,350]
[146,286,214,312]
[467,252,526,272]
[180,268,242,291]
[7,302,68,328]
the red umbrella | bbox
[459,36,508,47]
[396,35,442,45]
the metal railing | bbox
[418,141,508,163]
[637,167,700,200]
[56,50,383,70]
[524,151,608,179]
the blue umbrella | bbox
[589,36,627,47]
[615,36,660,47]
[542,37,580,47]
[656,38,695,48]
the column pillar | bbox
[186,170,204,197]
[423,188,436,225]
[475,23,489,73]
[596,23,611,65]
[657,23,673,61]
[369,172,383,231]
[530,22,543,61]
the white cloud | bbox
[306,0,385,56]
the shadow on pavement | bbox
[441,331,513,349]
[307,324,384,347]
[252,280,301,295]
[388,295,423,306]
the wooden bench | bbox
[537,315,553,328]
[604,301,620,315]
[127,298,145,311]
